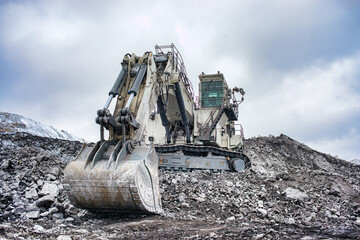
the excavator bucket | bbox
[63,140,162,214]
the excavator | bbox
[64,44,250,214]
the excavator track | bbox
[156,144,251,171]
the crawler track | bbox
[155,144,251,169]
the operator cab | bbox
[199,71,229,108]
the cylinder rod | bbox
[104,95,113,109]
[125,93,135,109]
[174,82,191,143]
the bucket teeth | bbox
[64,142,162,214]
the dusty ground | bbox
[0,133,359,239]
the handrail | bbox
[155,44,194,99]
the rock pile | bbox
[0,132,359,239]
[0,133,83,224]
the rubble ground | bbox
[0,133,359,239]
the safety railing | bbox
[234,124,244,138]
[155,43,194,99]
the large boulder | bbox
[283,187,308,201]
[39,183,59,197]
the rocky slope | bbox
[0,132,359,239]
[351,159,360,165]
[0,112,82,142]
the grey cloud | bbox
[0,0,359,160]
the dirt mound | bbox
[0,133,359,239]
[244,134,355,177]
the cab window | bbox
[201,81,223,107]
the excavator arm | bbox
[65,52,166,213]
[64,50,188,214]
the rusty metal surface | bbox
[64,144,162,214]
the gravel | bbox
[0,132,359,239]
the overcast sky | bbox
[1,0,359,161]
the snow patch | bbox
[0,112,83,142]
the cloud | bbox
[0,0,359,160]
[240,53,360,160]
[307,128,360,160]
